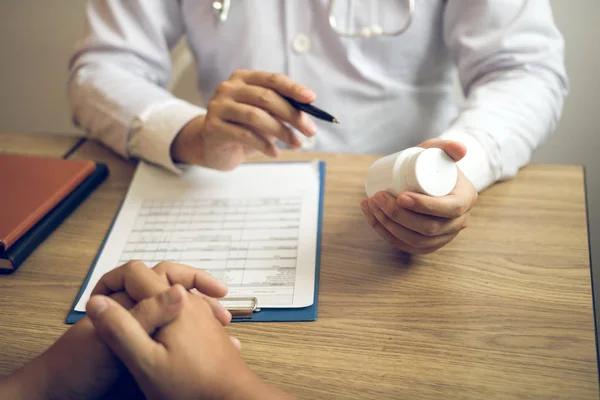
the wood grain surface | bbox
[0,132,78,157]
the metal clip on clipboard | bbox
[219,297,260,319]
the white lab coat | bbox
[68,0,568,192]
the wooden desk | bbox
[0,137,597,399]
[0,132,83,372]
[0,132,79,157]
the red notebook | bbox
[0,154,96,253]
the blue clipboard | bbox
[66,161,325,324]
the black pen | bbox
[283,96,340,124]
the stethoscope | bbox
[212,0,415,39]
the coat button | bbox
[292,34,311,54]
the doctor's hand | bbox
[360,139,478,254]
[88,283,292,400]
[171,69,318,171]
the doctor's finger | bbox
[390,205,469,237]
[233,85,316,137]
[370,191,468,236]
[368,200,457,250]
[235,70,316,103]
[368,213,453,255]
[220,101,302,148]
[362,201,452,254]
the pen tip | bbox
[333,118,340,124]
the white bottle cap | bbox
[406,148,457,197]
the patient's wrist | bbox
[0,359,50,400]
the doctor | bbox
[68,0,567,254]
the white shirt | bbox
[68,0,568,192]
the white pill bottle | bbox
[365,147,458,198]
